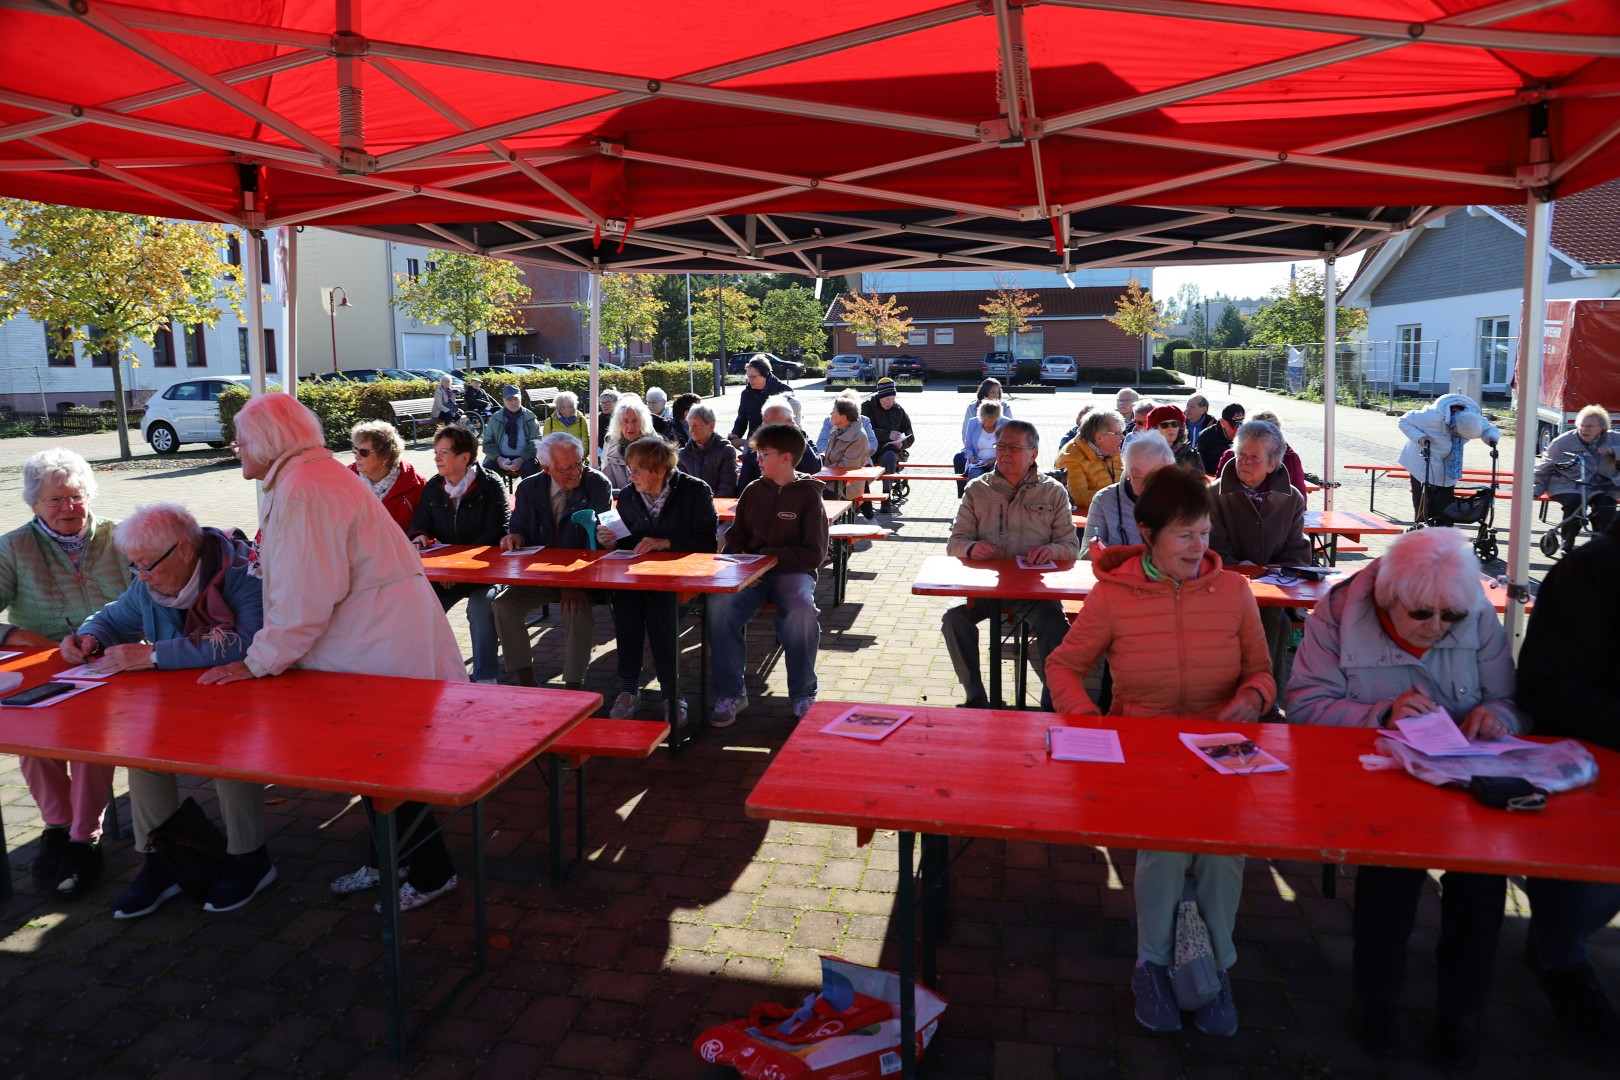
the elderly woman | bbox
[595,388,620,450]
[1083,436,1175,557]
[0,449,128,898]
[1145,404,1204,472]
[540,390,590,442]
[1215,410,1308,496]
[1121,398,1159,447]
[1054,406,1124,511]
[200,394,467,913]
[480,385,542,481]
[815,389,877,456]
[738,396,821,489]
[677,403,738,496]
[1286,528,1527,1067]
[1533,403,1619,552]
[961,399,1007,486]
[1047,466,1274,1039]
[349,420,426,532]
[409,424,510,684]
[1114,386,1140,419]
[822,397,872,503]
[645,386,675,440]
[431,374,460,425]
[1397,392,1500,521]
[600,393,657,488]
[61,503,271,918]
[598,437,718,724]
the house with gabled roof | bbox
[1341,181,1620,398]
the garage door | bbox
[401,333,448,368]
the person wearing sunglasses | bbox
[1145,403,1204,472]
[347,420,426,532]
[1285,527,1526,1067]
[1197,402,1247,475]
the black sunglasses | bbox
[1407,607,1469,623]
[352,445,375,458]
[1156,420,1182,429]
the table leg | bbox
[919,834,949,987]
[987,599,1004,707]
[834,540,849,607]
[547,757,565,887]
[472,800,488,972]
[663,592,690,756]
[897,830,917,1080]
[0,801,12,903]
[369,800,407,1062]
[1369,470,1378,512]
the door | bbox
[402,333,449,369]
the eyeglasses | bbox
[1156,421,1182,430]
[1406,607,1469,623]
[994,443,1034,453]
[351,445,375,458]
[130,541,178,577]
[42,494,88,509]
[1099,428,1124,438]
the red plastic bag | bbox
[694,956,947,1079]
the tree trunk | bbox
[111,356,132,460]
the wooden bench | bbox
[538,716,669,885]
[389,396,438,445]
[827,522,889,605]
[525,386,560,421]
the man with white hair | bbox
[645,386,674,440]
[492,433,613,688]
[61,503,272,918]
[738,396,820,489]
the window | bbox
[226,234,241,266]
[934,328,954,346]
[1477,317,1512,385]
[263,328,277,374]
[204,381,231,401]
[854,333,876,347]
[993,328,1044,360]
[152,324,176,367]
[43,322,74,366]
[425,260,437,273]
[906,329,928,346]
[86,325,115,367]
[1397,324,1423,383]
[238,327,250,374]
[406,257,420,280]
[164,381,203,402]
[183,324,207,367]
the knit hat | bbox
[501,384,521,400]
[1146,404,1185,429]
[874,378,898,401]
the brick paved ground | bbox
[0,381,1612,1078]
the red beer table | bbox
[421,546,776,747]
[747,703,1620,1078]
[1303,508,1403,565]
[0,649,596,1060]
[713,497,849,523]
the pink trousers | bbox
[19,756,114,842]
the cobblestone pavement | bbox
[0,381,1611,1078]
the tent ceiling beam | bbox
[23,132,242,226]
[418,222,479,252]
[1146,205,1400,231]
[706,215,753,257]
[755,214,821,276]
[777,212,1050,249]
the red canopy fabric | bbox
[1,1,1617,272]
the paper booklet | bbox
[1180,731,1289,775]
[598,549,641,560]
[597,508,631,542]
[56,661,123,680]
[821,705,911,741]
[716,553,768,564]
[1387,710,1536,757]
[503,545,544,556]
[1047,727,1125,763]
[1015,555,1057,570]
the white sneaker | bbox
[610,691,641,719]
[792,695,817,718]
[709,694,748,728]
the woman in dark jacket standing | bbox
[409,423,511,682]
[598,437,718,725]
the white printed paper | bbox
[716,553,767,564]
[597,549,641,560]
[416,543,449,555]
[503,545,544,556]
[1015,556,1057,570]
[1047,727,1125,763]
[56,662,122,680]
[1,680,103,709]
[597,509,631,542]
[1387,710,1537,757]
[0,650,20,661]
[821,705,911,741]
[1180,732,1288,774]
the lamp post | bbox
[715,274,727,396]
[326,286,352,373]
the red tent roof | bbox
[2,1,1617,273]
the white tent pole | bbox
[1506,192,1551,654]
[245,228,266,395]
[1322,257,1337,511]
[589,270,602,465]
[283,226,299,394]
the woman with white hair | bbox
[431,375,459,425]
[599,393,656,488]
[1286,527,1526,1067]
[1532,403,1619,552]
[815,388,878,457]
[540,390,589,442]
[61,503,272,917]
[677,402,738,496]
[1083,435,1174,557]
[644,385,675,440]
[0,448,128,898]
[1397,392,1500,521]
[200,393,468,912]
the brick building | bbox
[489,264,652,366]
[824,285,1145,378]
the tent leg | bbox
[1506,192,1552,656]
[1322,258,1337,512]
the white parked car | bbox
[825,354,871,381]
[1040,354,1078,385]
[140,375,253,454]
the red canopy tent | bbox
[3,0,1619,644]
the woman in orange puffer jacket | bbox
[1045,466,1275,1041]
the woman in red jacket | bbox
[1046,466,1275,1041]
[348,420,426,533]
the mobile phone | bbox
[2,681,78,707]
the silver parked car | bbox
[1040,354,1078,385]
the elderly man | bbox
[943,419,1081,709]
[738,396,820,489]
[1120,398,1157,448]
[461,376,497,421]
[1209,419,1309,691]
[1197,402,1246,474]
[481,385,541,480]
[59,503,271,919]
[645,386,675,440]
[862,378,915,514]
[491,433,613,689]
[678,403,739,496]
[728,356,798,445]
[595,388,619,450]
[1184,394,1214,443]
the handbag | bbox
[1170,876,1222,1011]
[147,796,227,902]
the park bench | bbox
[525,386,560,421]
[538,716,669,885]
[827,522,889,606]
[389,396,438,445]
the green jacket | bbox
[0,514,130,640]
[481,407,542,463]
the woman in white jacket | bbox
[1396,393,1499,521]
[200,393,468,912]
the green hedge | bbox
[636,360,715,398]
[1084,366,1184,386]
[1158,337,1194,368]
[1171,348,1266,386]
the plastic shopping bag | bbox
[1170,876,1221,1011]
[1367,736,1598,793]
[693,955,948,1079]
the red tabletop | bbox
[714,497,849,523]
[910,554,1343,609]
[1304,509,1403,536]
[0,650,595,809]
[747,704,1620,883]
[815,465,885,483]
[420,545,777,592]
[1071,513,1086,531]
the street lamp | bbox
[327,286,353,373]
[714,273,742,396]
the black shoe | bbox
[879,501,895,515]
[203,846,277,913]
[113,855,182,919]
[1434,1009,1479,1069]
[55,840,104,899]
[859,502,875,519]
[30,826,68,891]
[513,666,537,687]
[1353,998,1400,1057]
[959,697,990,710]
[1539,961,1619,1036]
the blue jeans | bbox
[708,572,820,700]
[436,582,500,682]
[1525,877,1620,971]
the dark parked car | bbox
[310,368,429,384]
[727,351,804,379]
[882,355,927,379]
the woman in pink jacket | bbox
[1046,466,1275,1040]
